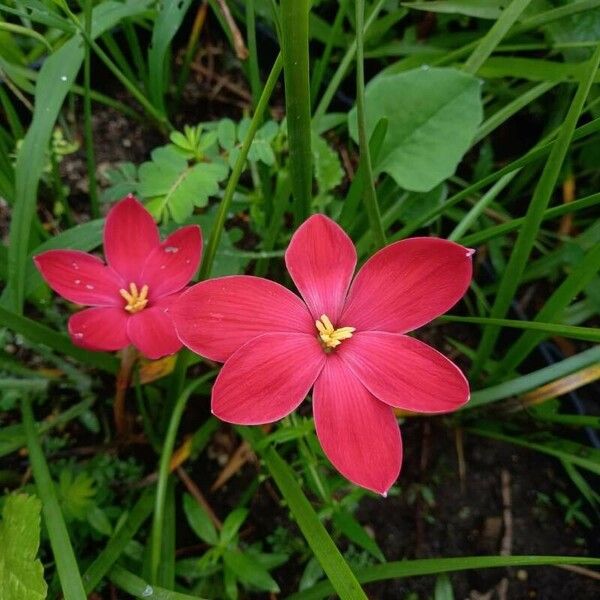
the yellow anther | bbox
[316,314,355,350]
[119,282,149,313]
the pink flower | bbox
[173,215,472,494]
[34,196,202,359]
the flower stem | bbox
[114,345,137,437]
[280,0,312,223]
[199,53,283,280]
[355,0,386,249]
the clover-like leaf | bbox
[0,494,47,600]
[138,146,228,223]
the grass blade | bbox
[0,305,118,373]
[492,242,600,377]
[241,427,368,600]
[438,315,600,343]
[288,555,600,600]
[466,346,600,408]
[462,0,534,75]
[471,44,600,376]
[22,396,87,600]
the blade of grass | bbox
[280,0,312,223]
[287,555,600,600]
[390,115,600,240]
[83,490,154,594]
[462,0,534,75]
[492,242,600,377]
[468,422,600,475]
[200,53,282,279]
[459,192,600,246]
[83,0,98,218]
[0,305,118,373]
[313,0,387,127]
[22,396,87,600]
[471,44,600,377]
[241,427,368,600]
[109,565,207,600]
[438,315,600,343]
[448,172,516,241]
[354,0,386,249]
[466,346,600,408]
[150,373,216,584]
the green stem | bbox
[149,373,215,584]
[280,0,312,223]
[354,0,386,249]
[246,0,261,107]
[83,0,98,219]
[199,53,283,280]
[22,396,87,600]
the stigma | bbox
[119,282,149,314]
[315,314,355,350]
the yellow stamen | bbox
[119,282,149,313]
[316,314,355,350]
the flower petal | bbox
[341,238,473,333]
[212,333,325,425]
[173,276,314,362]
[339,332,469,413]
[313,355,402,495]
[34,250,124,306]
[127,304,182,359]
[141,225,202,298]
[285,214,357,323]
[104,196,160,283]
[68,307,130,351]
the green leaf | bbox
[218,119,237,150]
[223,550,280,593]
[0,494,47,600]
[182,493,218,545]
[138,146,228,223]
[312,133,343,194]
[401,1,510,20]
[220,508,249,546]
[332,510,385,562]
[148,0,193,113]
[348,68,483,192]
[57,469,96,522]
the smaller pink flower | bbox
[173,215,473,494]
[34,196,202,359]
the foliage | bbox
[0,0,600,598]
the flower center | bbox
[315,314,355,350]
[119,282,149,314]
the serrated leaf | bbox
[223,550,280,592]
[138,146,228,222]
[348,67,483,192]
[0,494,47,600]
[183,493,218,545]
[218,119,237,150]
[312,133,343,194]
[57,469,96,521]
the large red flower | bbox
[173,215,472,494]
[34,196,202,359]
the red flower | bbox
[34,196,202,359]
[173,215,472,494]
